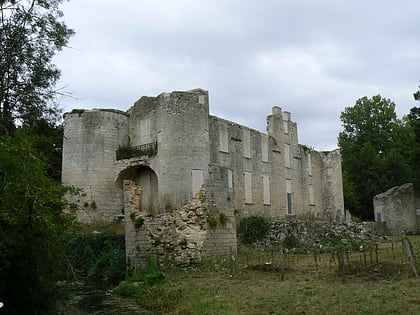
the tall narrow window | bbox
[283,112,289,134]
[284,144,291,168]
[263,174,270,205]
[219,126,229,153]
[227,169,233,189]
[309,184,315,205]
[198,95,205,104]
[140,118,151,144]
[261,134,268,162]
[308,152,312,176]
[286,179,293,214]
[243,129,251,158]
[192,169,204,195]
[244,171,253,204]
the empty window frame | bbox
[219,126,229,153]
[261,134,269,162]
[262,174,270,205]
[227,169,233,189]
[309,184,315,205]
[191,169,204,196]
[284,144,291,168]
[243,129,251,159]
[244,171,253,204]
[140,118,151,144]
[286,179,293,214]
[307,152,312,176]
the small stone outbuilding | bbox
[373,183,420,235]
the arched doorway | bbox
[117,165,158,211]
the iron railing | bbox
[116,141,158,160]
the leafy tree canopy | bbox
[0,0,74,135]
[0,131,76,314]
[0,0,75,312]
[338,95,417,220]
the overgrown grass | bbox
[116,235,420,314]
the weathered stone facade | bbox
[373,183,420,235]
[124,183,236,268]
[62,88,345,263]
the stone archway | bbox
[117,165,158,212]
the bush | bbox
[283,234,299,249]
[63,231,125,278]
[88,249,126,286]
[114,282,143,298]
[239,216,270,244]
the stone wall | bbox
[207,107,344,221]
[373,183,419,235]
[255,220,386,248]
[62,88,345,267]
[124,180,237,269]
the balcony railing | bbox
[116,141,158,160]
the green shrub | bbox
[152,237,162,246]
[88,249,126,286]
[239,216,270,244]
[121,256,165,288]
[134,216,145,229]
[219,212,229,224]
[63,231,125,277]
[207,213,218,228]
[283,234,299,249]
[114,282,143,298]
[179,238,188,247]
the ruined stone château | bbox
[62,88,345,264]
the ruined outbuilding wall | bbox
[124,181,236,269]
[373,183,419,235]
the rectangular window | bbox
[286,179,292,214]
[283,112,290,134]
[309,184,315,205]
[244,171,253,204]
[243,129,251,158]
[261,134,268,162]
[263,174,270,205]
[191,169,204,196]
[308,152,312,176]
[284,144,291,168]
[287,193,293,214]
[227,169,233,189]
[376,212,382,222]
[219,126,229,153]
[140,118,151,144]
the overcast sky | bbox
[54,0,420,150]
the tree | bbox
[338,95,415,220]
[0,0,74,135]
[0,0,75,312]
[0,131,75,314]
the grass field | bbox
[117,235,420,315]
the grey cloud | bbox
[55,0,420,150]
